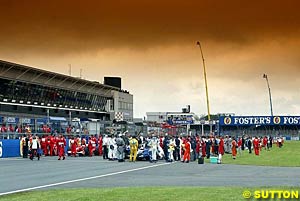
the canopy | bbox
[49,116,67,121]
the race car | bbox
[136,142,164,161]
[67,145,86,157]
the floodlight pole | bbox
[197,41,211,121]
[263,74,274,116]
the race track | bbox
[0,156,299,196]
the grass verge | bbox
[210,141,300,167]
[1,187,299,201]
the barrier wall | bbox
[0,140,20,158]
[0,138,73,158]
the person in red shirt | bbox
[195,136,200,159]
[98,134,103,156]
[42,124,51,134]
[66,125,72,135]
[8,124,14,133]
[263,136,268,150]
[159,136,163,149]
[70,136,78,157]
[28,134,33,144]
[253,136,260,156]
[183,139,191,163]
[49,135,55,156]
[218,136,225,163]
[231,138,237,159]
[46,135,51,156]
[201,138,206,158]
[54,134,60,156]
[41,135,47,156]
[42,125,47,133]
[218,137,224,155]
[237,137,242,155]
[88,135,97,157]
[16,125,22,133]
[1,124,7,133]
[57,134,66,160]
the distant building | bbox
[146,112,167,124]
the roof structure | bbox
[0,60,119,98]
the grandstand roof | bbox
[0,60,126,97]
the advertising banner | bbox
[21,118,35,124]
[3,117,19,124]
[0,140,20,158]
[219,116,300,126]
[0,141,2,158]
[167,115,194,125]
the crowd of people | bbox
[21,134,67,160]
[19,128,286,164]
[1,123,32,134]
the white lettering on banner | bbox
[22,118,31,124]
[0,141,2,158]
[173,120,192,124]
[233,117,271,125]
[7,117,16,123]
[266,117,271,124]
[284,117,300,125]
[224,116,300,125]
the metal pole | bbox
[47,109,50,124]
[96,120,98,135]
[263,74,274,116]
[197,41,211,121]
[69,111,72,126]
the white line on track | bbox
[0,162,172,196]
[0,158,25,161]
[0,158,120,163]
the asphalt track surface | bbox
[0,156,299,195]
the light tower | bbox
[197,41,211,121]
[263,74,274,116]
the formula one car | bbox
[136,142,164,161]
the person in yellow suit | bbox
[129,135,139,162]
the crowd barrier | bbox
[0,139,71,158]
[0,140,20,158]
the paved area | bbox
[0,156,299,195]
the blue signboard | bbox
[21,118,35,125]
[219,116,300,126]
[3,117,19,124]
[37,118,48,125]
[0,140,20,158]
[167,115,194,125]
[0,141,2,157]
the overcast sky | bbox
[0,0,300,118]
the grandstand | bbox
[0,60,133,138]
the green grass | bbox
[217,141,300,167]
[0,187,299,201]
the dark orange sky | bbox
[0,0,300,117]
[1,0,300,49]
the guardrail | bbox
[0,132,95,139]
